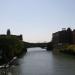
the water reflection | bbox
[18,48,75,75]
[1,47,75,75]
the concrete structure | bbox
[52,28,74,45]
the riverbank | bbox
[53,44,75,55]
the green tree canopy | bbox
[0,35,24,61]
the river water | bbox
[18,47,75,75]
[1,47,75,75]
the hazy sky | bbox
[0,0,75,42]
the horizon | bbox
[0,0,75,42]
[0,27,74,43]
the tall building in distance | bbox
[7,29,11,35]
[52,28,75,45]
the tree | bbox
[0,35,24,63]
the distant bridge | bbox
[24,42,47,49]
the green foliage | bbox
[66,45,75,53]
[0,35,24,59]
[59,44,75,54]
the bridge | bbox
[24,42,47,49]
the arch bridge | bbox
[24,42,47,49]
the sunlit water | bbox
[1,47,75,75]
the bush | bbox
[0,35,24,62]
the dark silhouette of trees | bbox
[0,35,24,64]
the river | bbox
[1,47,75,75]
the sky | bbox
[0,0,75,42]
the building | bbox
[6,29,23,40]
[52,30,68,44]
[73,30,75,44]
[52,28,74,45]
